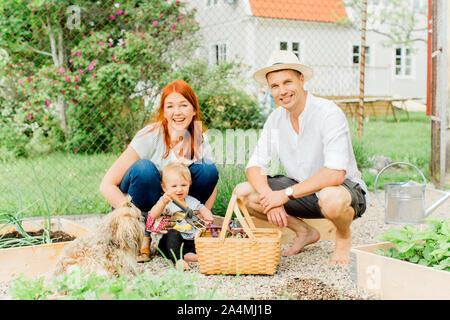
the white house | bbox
[189,0,427,101]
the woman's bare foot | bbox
[281,226,320,256]
[330,231,352,264]
[183,252,198,262]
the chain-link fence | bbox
[0,0,428,216]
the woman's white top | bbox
[129,123,213,172]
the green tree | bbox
[340,0,427,46]
[0,0,200,155]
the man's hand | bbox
[260,190,289,214]
[266,206,288,228]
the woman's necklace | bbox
[170,136,187,159]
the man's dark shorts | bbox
[267,175,367,219]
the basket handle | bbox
[232,201,256,242]
[236,197,256,230]
[218,194,236,240]
[219,195,256,242]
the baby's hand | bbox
[198,209,214,225]
[160,193,172,205]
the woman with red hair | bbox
[100,80,218,262]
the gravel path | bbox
[1,189,449,300]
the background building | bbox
[190,0,427,101]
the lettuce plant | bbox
[376,218,450,271]
[9,265,221,300]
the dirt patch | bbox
[2,229,76,245]
[269,278,359,300]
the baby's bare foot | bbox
[183,253,198,262]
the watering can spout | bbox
[425,188,450,216]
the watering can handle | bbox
[374,162,427,208]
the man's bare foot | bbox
[183,252,198,262]
[281,227,320,256]
[330,231,352,264]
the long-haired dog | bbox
[53,196,144,278]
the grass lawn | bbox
[0,112,431,217]
[0,153,116,217]
[351,111,431,191]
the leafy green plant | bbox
[0,0,200,156]
[0,169,52,248]
[0,207,46,248]
[376,218,450,271]
[8,273,52,300]
[167,59,265,130]
[351,136,372,169]
[9,265,221,300]
[212,164,248,217]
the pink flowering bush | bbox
[0,0,200,157]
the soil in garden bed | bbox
[2,229,76,246]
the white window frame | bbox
[413,0,426,9]
[277,39,305,63]
[207,0,219,7]
[351,44,372,66]
[210,42,228,65]
[393,46,415,79]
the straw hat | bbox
[253,50,313,86]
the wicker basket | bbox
[195,194,281,275]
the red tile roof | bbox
[248,0,348,23]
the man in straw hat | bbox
[234,50,369,264]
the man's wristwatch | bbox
[284,187,295,200]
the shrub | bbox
[352,136,372,169]
[0,0,200,156]
[167,59,266,130]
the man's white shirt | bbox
[246,92,369,204]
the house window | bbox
[213,43,227,65]
[352,45,371,65]
[279,41,301,59]
[207,0,219,6]
[292,42,300,59]
[413,0,425,8]
[394,47,412,76]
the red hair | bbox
[147,80,205,159]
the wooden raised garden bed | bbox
[350,242,450,300]
[0,218,91,282]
